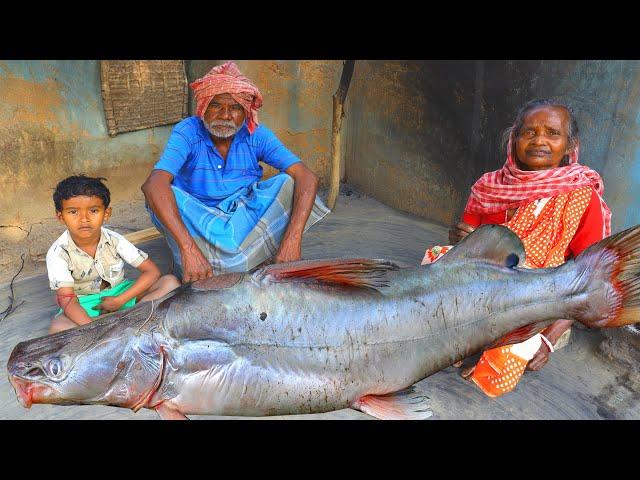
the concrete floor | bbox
[1,193,638,420]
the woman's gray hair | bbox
[501,99,580,165]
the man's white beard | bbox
[205,120,241,139]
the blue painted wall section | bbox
[0,60,173,224]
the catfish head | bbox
[7,307,166,412]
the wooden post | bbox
[327,60,355,210]
[123,227,162,245]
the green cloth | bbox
[56,279,137,318]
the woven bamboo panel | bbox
[100,60,188,136]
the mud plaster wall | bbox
[4,60,638,234]
[343,60,640,231]
[0,60,174,228]
[187,60,343,184]
[0,59,342,233]
[344,61,476,226]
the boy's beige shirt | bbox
[46,227,148,295]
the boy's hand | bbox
[95,296,125,313]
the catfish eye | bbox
[45,358,64,379]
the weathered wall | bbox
[187,60,343,183]
[0,60,342,230]
[343,60,640,232]
[0,61,174,226]
[343,60,476,226]
[3,60,639,234]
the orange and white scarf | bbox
[464,139,611,238]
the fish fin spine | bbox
[488,323,548,349]
[131,345,167,413]
[257,258,399,289]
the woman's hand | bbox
[526,341,551,371]
[527,320,572,371]
[449,222,476,245]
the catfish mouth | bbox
[8,375,56,409]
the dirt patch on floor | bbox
[0,199,154,288]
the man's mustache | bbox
[209,121,237,128]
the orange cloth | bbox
[471,346,529,398]
[421,245,451,265]
[507,186,592,268]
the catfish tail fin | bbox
[570,224,640,328]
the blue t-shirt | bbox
[153,116,301,207]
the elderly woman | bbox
[423,99,611,397]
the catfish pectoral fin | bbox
[487,321,549,349]
[352,387,433,420]
[155,402,189,420]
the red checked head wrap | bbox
[464,133,612,236]
[190,61,263,134]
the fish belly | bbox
[157,266,572,416]
[161,335,432,416]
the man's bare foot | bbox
[453,360,463,368]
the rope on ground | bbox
[0,223,39,237]
[0,253,26,322]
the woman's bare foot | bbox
[461,365,476,379]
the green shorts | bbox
[56,279,137,318]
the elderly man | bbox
[142,62,329,282]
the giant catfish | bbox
[8,225,640,419]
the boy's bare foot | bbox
[138,274,181,302]
[49,314,79,334]
[452,360,463,368]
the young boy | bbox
[46,175,180,334]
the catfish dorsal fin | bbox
[253,258,400,290]
[439,224,526,268]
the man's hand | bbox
[142,170,212,283]
[449,222,476,245]
[274,163,318,265]
[95,296,125,314]
[274,236,302,264]
[180,243,213,283]
[526,342,551,371]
